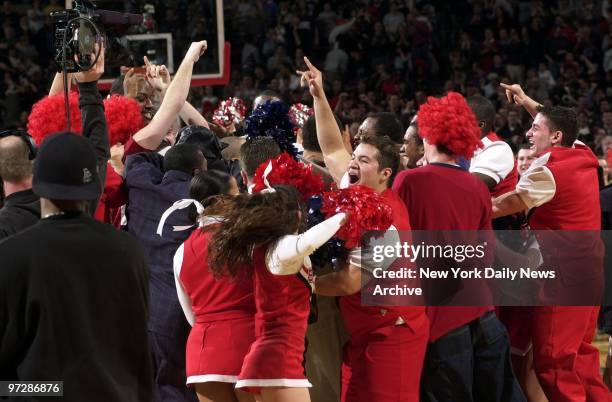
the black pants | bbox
[421,312,526,402]
[149,331,198,402]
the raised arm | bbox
[298,57,351,183]
[49,72,73,96]
[179,101,210,128]
[74,45,109,212]
[500,83,542,118]
[143,56,210,129]
[132,41,208,150]
[266,212,346,275]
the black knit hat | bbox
[32,132,101,200]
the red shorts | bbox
[186,317,255,384]
[236,333,312,392]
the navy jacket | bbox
[124,152,194,336]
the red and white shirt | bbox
[339,189,427,344]
[470,132,518,198]
[516,142,600,230]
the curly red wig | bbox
[417,91,482,159]
[27,92,82,145]
[104,95,144,146]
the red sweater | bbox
[393,163,493,341]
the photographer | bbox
[0,44,109,239]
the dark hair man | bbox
[356,112,404,144]
[239,136,282,191]
[494,83,609,402]
[399,115,424,169]
[467,95,518,198]
[305,57,428,402]
[124,140,205,402]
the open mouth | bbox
[528,139,535,151]
[348,171,360,185]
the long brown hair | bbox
[206,185,305,277]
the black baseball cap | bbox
[175,125,228,161]
[32,132,101,200]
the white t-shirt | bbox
[470,136,515,184]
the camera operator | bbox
[0,44,109,239]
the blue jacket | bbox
[125,151,194,336]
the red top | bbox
[123,136,151,160]
[94,137,152,226]
[393,163,493,341]
[529,144,600,230]
[251,245,313,339]
[179,229,255,323]
[339,189,427,345]
[526,145,604,302]
[94,165,125,227]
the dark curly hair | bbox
[205,185,306,277]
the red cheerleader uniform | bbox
[174,228,255,385]
[235,246,314,391]
[339,189,429,402]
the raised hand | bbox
[144,56,171,93]
[185,40,208,64]
[74,43,104,83]
[296,56,324,99]
[123,68,146,99]
[500,82,541,117]
[500,83,528,106]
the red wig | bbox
[103,95,144,146]
[27,92,82,145]
[417,91,482,159]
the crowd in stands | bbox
[2,0,612,161]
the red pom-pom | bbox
[321,185,393,248]
[27,92,82,144]
[417,91,482,159]
[252,153,325,201]
[212,97,247,128]
[104,95,144,146]
[288,103,313,130]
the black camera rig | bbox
[51,0,143,73]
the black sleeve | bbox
[0,250,25,379]
[78,81,109,214]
